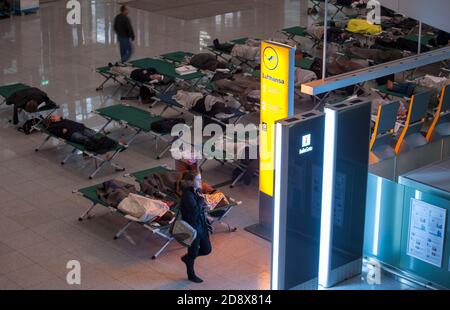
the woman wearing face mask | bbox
[179,171,212,283]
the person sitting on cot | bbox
[386,80,416,97]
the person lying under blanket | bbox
[6,87,56,125]
[187,53,229,72]
[139,171,229,211]
[96,179,176,226]
[326,55,369,76]
[211,72,260,109]
[346,46,406,63]
[213,38,261,63]
[43,115,118,153]
[171,90,251,120]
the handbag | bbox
[170,212,197,247]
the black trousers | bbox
[185,231,212,276]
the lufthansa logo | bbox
[263,46,279,71]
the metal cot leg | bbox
[114,220,133,239]
[78,203,98,221]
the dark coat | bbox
[6,87,50,125]
[113,13,135,40]
[180,187,208,235]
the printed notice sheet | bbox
[407,199,447,268]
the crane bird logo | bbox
[263,46,279,71]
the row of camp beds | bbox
[33,103,184,179]
[205,37,318,72]
[32,101,247,179]
[281,24,437,54]
[370,84,450,159]
[309,0,361,20]
[75,165,240,259]
[96,57,249,126]
[0,83,59,133]
[0,82,247,180]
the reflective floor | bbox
[0,0,414,290]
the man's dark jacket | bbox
[6,87,50,125]
[113,13,135,40]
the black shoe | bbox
[188,274,204,283]
[108,62,113,67]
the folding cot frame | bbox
[310,0,358,20]
[280,26,323,48]
[94,104,183,160]
[0,83,59,133]
[199,154,258,189]
[128,166,241,234]
[74,177,178,260]
[154,91,248,128]
[196,133,259,188]
[207,37,260,70]
[34,124,127,179]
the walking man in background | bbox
[114,5,135,63]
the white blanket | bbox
[118,193,169,223]
[172,90,204,109]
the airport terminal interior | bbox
[0,0,449,290]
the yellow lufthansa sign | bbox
[260,41,295,197]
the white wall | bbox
[379,0,450,32]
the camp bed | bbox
[0,83,59,132]
[281,26,323,48]
[95,62,165,100]
[129,166,240,233]
[296,57,315,70]
[401,34,437,51]
[160,51,194,64]
[161,50,238,76]
[198,134,259,188]
[310,0,360,20]
[94,104,183,159]
[207,37,260,69]
[155,91,247,127]
[129,57,206,91]
[34,123,127,179]
[75,180,178,259]
[395,91,431,154]
[95,65,125,91]
[0,83,30,105]
[372,84,414,100]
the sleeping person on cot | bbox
[42,115,118,154]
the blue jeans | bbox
[118,36,132,63]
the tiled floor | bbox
[0,0,415,290]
